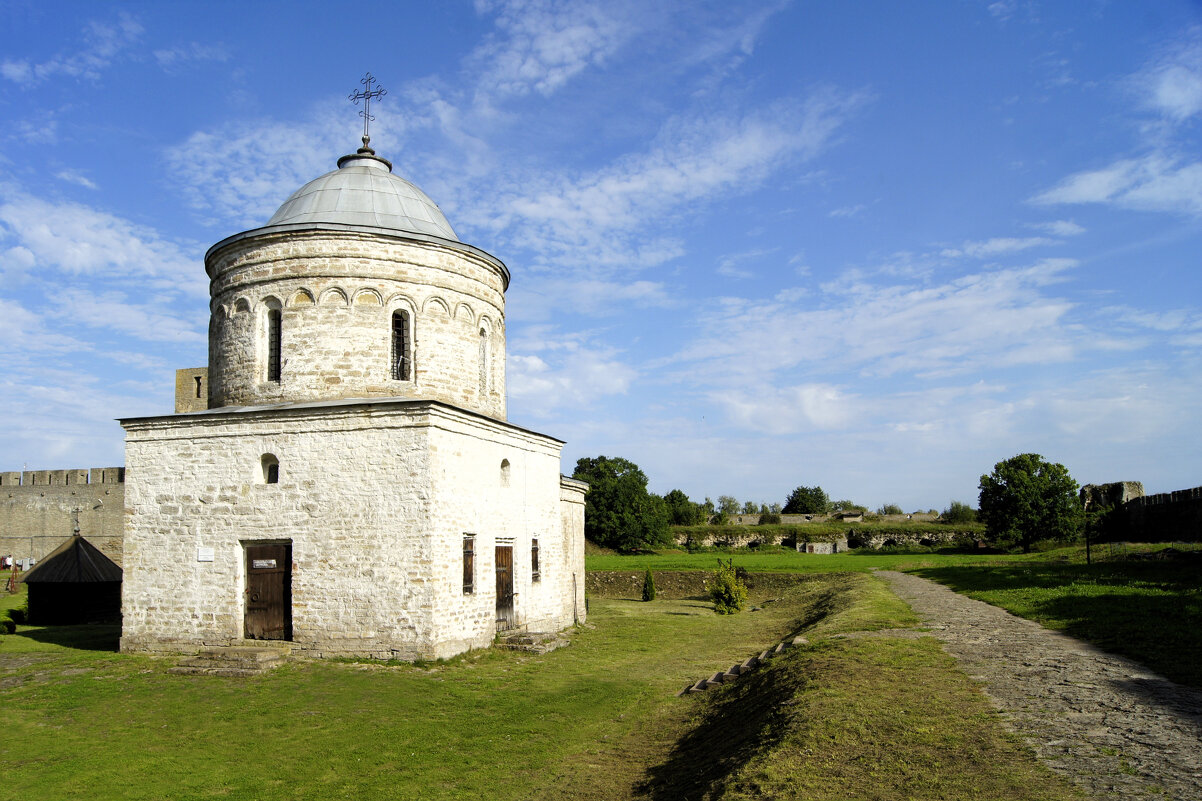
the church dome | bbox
[266,151,458,241]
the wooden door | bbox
[495,545,514,630]
[245,542,292,640]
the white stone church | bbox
[118,132,587,660]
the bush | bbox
[757,512,781,525]
[706,558,748,615]
[877,503,903,515]
[0,615,14,635]
[941,500,977,524]
[641,568,656,602]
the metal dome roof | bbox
[266,151,458,241]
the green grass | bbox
[0,572,1081,800]
[909,553,1202,688]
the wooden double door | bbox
[244,542,292,640]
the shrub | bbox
[757,512,781,525]
[706,558,748,615]
[641,568,656,602]
[941,500,978,524]
[0,615,14,635]
[877,503,904,515]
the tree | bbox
[641,568,656,602]
[717,495,741,517]
[877,503,904,516]
[941,501,977,525]
[830,499,866,514]
[783,485,829,514]
[664,489,703,526]
[573,456,671,552]
[978,454,1083,553]
[707,558,748,614]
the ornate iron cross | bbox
[349,72,387,149]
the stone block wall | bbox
[120,399,580,660]
[1125,485,1202,542]
[0,468,125,565]
[206,232,506,420]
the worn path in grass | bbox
[879,570,1202,801]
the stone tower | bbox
[205,145,507,420]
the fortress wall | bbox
[1125,485,1202,542]
[0,468,125,566]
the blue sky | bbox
[1,1,1200,511]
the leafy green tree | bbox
[941,501,977,524]
[978,454,1083,553]
[664,489,703,526]
[742,500,758,515]
[783,485,829,514]
[877,503,904,515]
[573,456,671,552]
[718,495,741,517]
[830,499,866,514]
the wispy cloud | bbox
[54,170,98,190]
[470,0,634,99]
[1033,155,1202,216]
[507,332,638,416]
[467,88,867,271]
[941,236,1055,259]
[0,189,205,295]
[1,13,143,85]
[1132,29,1202,122]
[154,42,229,70]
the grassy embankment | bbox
[0,570,1082,800]
[591,542,1202,689]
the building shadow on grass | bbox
[16,623,121,652]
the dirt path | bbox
[878,570,1202,801]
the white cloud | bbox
[716,248,777,279]
[1032,155,1202,216]
[941,236,1055,259]
[153,42,229,70]
[711,383,857,434]
[507,344,637,417]
[468,88,866,271]
[674,259,1085,382]
[1,13,143,85]
[1030,220,1085,236]
[471,0,633,98]
[1134,32,1202,122]
[0,190,205,296]
[58,289,204,344]
[165,109,348,228]
[54,170,98,190]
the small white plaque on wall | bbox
[197,547,215,563]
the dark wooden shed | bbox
[22,535,122,624]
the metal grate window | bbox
[391,310,411,381]
[531,538,540,583]
[462,534,475,594]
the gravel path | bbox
[877,570,1202,801]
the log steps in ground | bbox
[168,644,291,677]
[677,635,808,696]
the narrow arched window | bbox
[500,459,511,487]
[266,308,282,383]
[391,310,411,381]
[261,454,279,484]
[479,327,489,395]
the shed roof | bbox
[23,536,122,584]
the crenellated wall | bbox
[1124,485,1202,542]
[0,468,125,566]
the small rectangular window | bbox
[463,535,475,594]
[531,538,540,583]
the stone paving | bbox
[878,570,1202,801]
